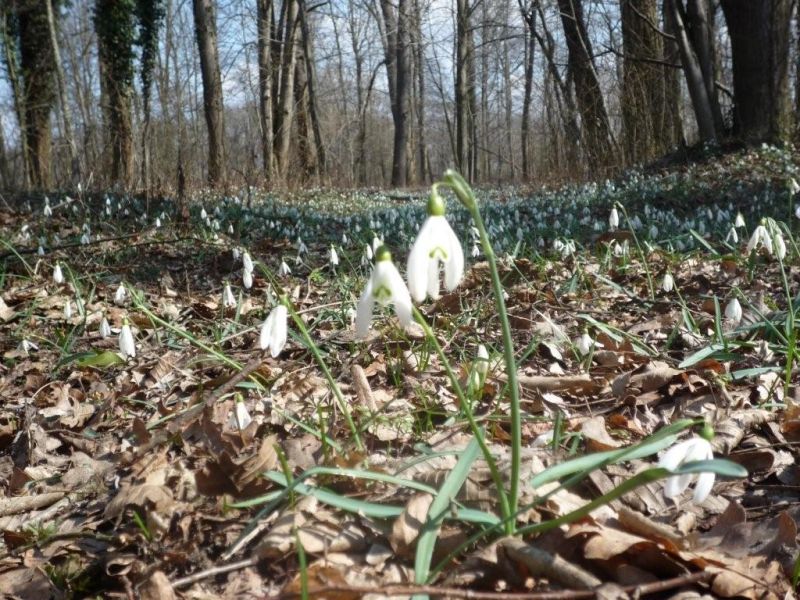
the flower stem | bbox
[412,306,511,529]
[283,298,364,452]
[442,170,521,532]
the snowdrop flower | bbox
[662,273,674,293]
[575,332,600,355]
[659,434,715,504]
[43,199,52,218]
[155,217,161,228]
[53,263,64,285]
[63,299,73,320]
[475,344,489,377]
[725,297,742,323]
[609,207,620,230]
[200,207,207,220]
[279,260,291,277]
[18,339,38,355]
[407,191,464,303]
[230,396,252,431]
[81,232,90,245]
[119,320,136,358]
[774,232,787,260]
[222,283,236,308]
[114,283,127,305]
[790,178,800,196]
[329,246,339,268]
[471,243,480,258]
[242,251,254,274]
[232,247,241,261]
[228,223,234,235]
[356,246,413,338]
[734,212,746,228]
[259,304,288,357]
[726,226,739,244]
[99,317,112,339]
[38,245,45,256]
[746,224,771,254]
[371,235,383,254]
[242,268,253,289]
[342,233,348,245]
[297,238,308,255]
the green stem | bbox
[412,306,511,530]
[283,298,364,452]
[442,170,521,531]
[616,203,655,301]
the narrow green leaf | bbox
[414,437,481,596]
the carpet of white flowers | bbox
[1,146,800,598]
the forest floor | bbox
[1,147,800,599]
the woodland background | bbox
[0,0,794,192]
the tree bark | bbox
[257,0,274,180]
[0,7,30,188]
[721,0,792,143]
[95,0,135,188]
[18,0,57,188]
[45,0,79,182]
[297,0,326,177]
[379,0,410,186]
[665,0,719,143]
[274,0,298,178]
[557,0,614,170]
[192,0,225,186]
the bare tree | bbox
[557,0,615,170]
[256,0,274,180]
[192,0,225,186]
[721,0,792,143]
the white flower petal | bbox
[692,472,715,503]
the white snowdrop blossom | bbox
[662,273,674,293]
[747,224,771,255]
[200,207,208,220]
[734,212,746,228]
[259,304,288,357]
[609,207,620,230]
[575,332,601,355]
[356,246,413,338]
[475,344,489,377]
[406,193,464,303]
[472,243,480,257]
[99,317,112,339]
[119,321,136,358]
[63,299,73,320]
[725,297,743,323]
[242,268,253,289]
[242,252,254,274]
[114,283,127,305]
[726,226,739,244]
[659,436,715,504]
[795,205,800,220]
[279,260,292,277]
[81,232,90,245]
[232,247,241,261]
[329,246,339,267]
[43,200,52,218]
[230,397,253,431]
[222,283,237,308]
[53,263,64,285]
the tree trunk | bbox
[721,0,792,143]
[297,0,326,177]
[18,0,57,188]
[257,0,274,180]
[45,0,79,182]
[620,0,669,163]
[665,0,719,142]
[274,0,298,178]
[95,0,135,188]
[685,0,724,135]
[520,16,535,180]
[455,0,471,178]
[557,0,614,170]
[192,0,225,186]
[379,0,410,186]
[0,7,31,188]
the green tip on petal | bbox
[374,245,392,262]
[700,421,715,441]
[427,190,446,216]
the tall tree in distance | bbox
[1,5,31,187]
[192,0,225,186]
[18,0,57,188]
[135,0,165,192]
[256,0,273,181]
[721,0,791,143]
[95,0,136,187]
[620,0,670,163]
[557,0,615,170]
